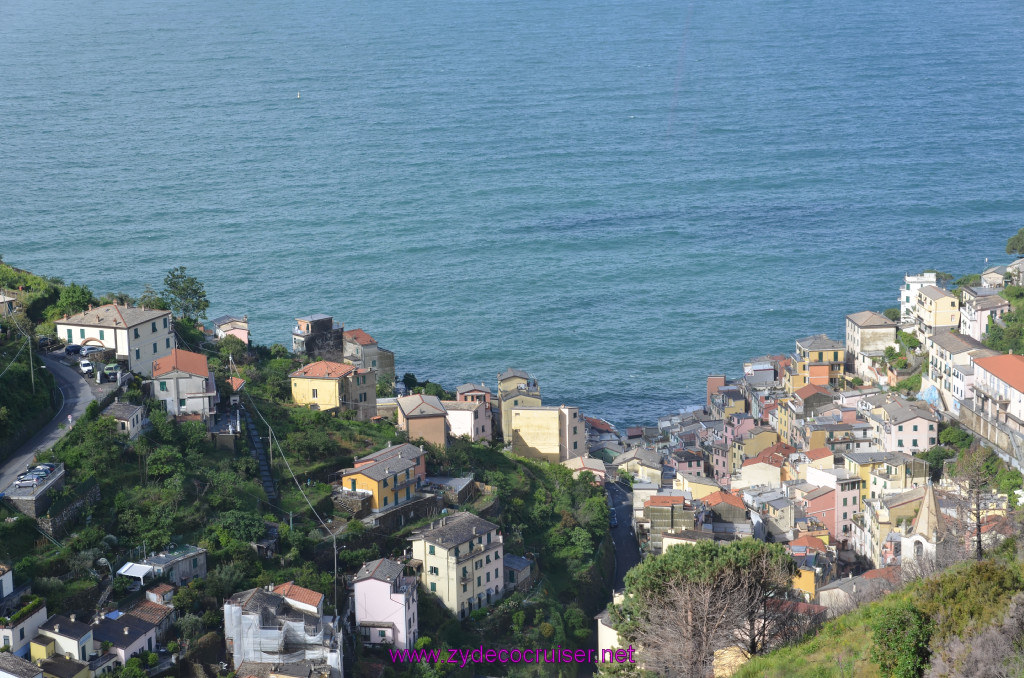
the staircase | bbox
[241,406,278,501]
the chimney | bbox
[124,626,130,635]
[66,653,72,660]
[88,304,92,311]
[54,624,60,633]
[70,614,76,622]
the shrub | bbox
[870,601,933,678]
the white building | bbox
[224,582,340,672]
[103,400,146,439]
[845,311,898,384]
[149,350,218,419]
[899,272,937,323]
[409,512,504,619]
[55,304,174,377]
[353,559,417,650]
[922,330,999,415]
[959,293,1010,342]
[441,400,491,442]
[973,354,1024,434]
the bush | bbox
[870,601,933,678]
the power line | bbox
[0,338,28,381]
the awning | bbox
[116,562,153,580]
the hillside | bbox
[736,550,1024,678]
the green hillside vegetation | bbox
[0,334,57,457]
[736,551,1024,678]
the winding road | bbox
[607,480,642,590]
[0,352,94,491]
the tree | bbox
[953,442,994,561]
[50,283,94,319]
[162,266,209,323]
[138,285,169,310]
[924,269,954,285]
[870,601,933,678]
[939,426,974,452]
[1008,227,1024,256]
[884,308,901,322]
[920,446,956,482]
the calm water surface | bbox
[3,0,1024,425]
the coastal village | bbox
[4,252,1024,677]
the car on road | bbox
[79,360,94,375]
[103,364,120,379]
[65,344,82,355]
[80,346,105,357]
[38,336,54,349]
[610,512,618,528]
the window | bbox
[67,329,72,341]
[166,338,171,349]
[462,566,466,575]
[152,343,157,353]
[372,359,377,367]
[912,439,918,447]
[20,628,25,640]
[428,566,439,575]
[405,487,410,499]
[312,388,318,398]
[913,424,918,431]
[379,630,387,639]
[135,349,140,359]
[898,425,903,432]
[843,497,848,506]
[430,582,436,592]
[163,317,168,328]
[898,440,904,447]
[573,441,578,450]
[462,584,467,592]
[160,381,167,391]
[192,558,197,568]
[99,330,105,340]
[843,512,848,520]
[359,392,367,402]
[573,426,577,435]
[477,577,481,586]
[383,496,388,506]
[179,399,185,407]
[406,469,410,479]
[383,478,388,488]
[350,480,356,491]
[486,555,491,564]
[80,329,85,338]
[428,545,435,555]
[486,572,490,582]
[152,322,157,332]
[513,400,518,406]
[930,437,936,444]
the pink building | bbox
[441,400,492,442]
[353,559,418,650]
[804,466,863,545]
[723,413,756,447]
[455,383,492,407]
[91,616,157,665]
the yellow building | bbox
[671,473,723,499]
[728,427,779,475]
[914,285,960,337]
[508,405,585,462]
[290,360,376,420]
[496,369,541,443]
[844,450,929,504]
[784,335,846,393]
[339,444,426,512]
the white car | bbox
[79,360,94,374]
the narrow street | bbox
[606,481,642,591]
[0,352,96,491]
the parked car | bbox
[79,360,94,375]
[80,346,105,356]
[610,512,619,528]
[32,463,57,472]
[103,364,120,378]
[65,344,82,355]
[13,476,42,488]
[17,471,46,480]
[38,336,53,349]
[29,465,52,476]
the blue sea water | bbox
[3,0,1024,426]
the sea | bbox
[3,0,1024,427]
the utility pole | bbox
[27,336,35,394]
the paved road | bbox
[0,352,95,491]
[607,481,642,590]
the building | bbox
[817,569,897,617]
[864,396,939,453]
[495,369,540,443]
[224,583,340,671]
[736,447,786,490]
[982,265,1009,288]
[140,545,207,586]
[785,335,846,392]
[914,286,960,338]
[409,512,504,619]
[31,616,92,663]
[441,400,491,442]
[971,354,1024,435]
[291,314,344,355]
[37,655,87,678]
[339,444,426,512]
[503,555,535,593]
[90,615,158,665]
[844,450,929,503]
[102,400,146,439]
[353,559,417,650]
[901,482,946,569]
[342,329,395,382]
[211,315,250,344]
[561,456,609,484]
[55,304,173,376]
[508,405,585,462]
[611,447,663,485]
[455,383,491,407]
[0,653,42,678]
[396,395,448,448]
[922,330,999,415]
[149,349,217,419]
[290,361,376,420]
[0,593,46,658]
[960,294,1010,342]
[0,294,15,318]
[670,473,723,500]
[845,311,898,384]
[803,467,863,544]
[643,495,698,553]
[124,598,175,642]
[899,271,938,322]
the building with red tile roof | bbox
[150,349,217,419]
[273,582,325,615]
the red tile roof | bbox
[290,361,356,379]
[645,495,689,507]
[974,354,1024,394]
[795,384,832,400]
[763,442,797,456]
[343,329,377,346]
[125,600,173,626]
[228,377,246,392]
[705,491,745,510]
[742,448,785,469]
[149,583,175,596]
[806,447,834,461]
[862,566,901,585]
[788,535,828,552]
[152,349,209,378]
[584,417,615,433]
[273,582,324,608]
